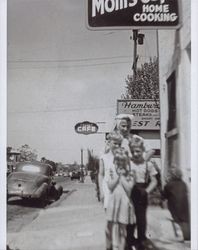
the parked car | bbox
[7,161,63,207]
[63,172,69,177]
[71,171,80,180]
[58,172,63,176]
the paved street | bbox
[7,176,190,250]
[7,176,72,233]
[7,176,105,250]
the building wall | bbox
[158,0,191,186]
[158,29,175,182]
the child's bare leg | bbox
[118,224,127,250]
[106,221,113,250]
[112,223,119,250]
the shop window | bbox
[167,72,177,131]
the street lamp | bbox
[137,33,145,45]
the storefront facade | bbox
[158,0,191,188]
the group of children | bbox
[98,115,158,250]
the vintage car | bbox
[70,171,80,180]
[7,161,63,206]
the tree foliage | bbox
[7,146,12,154]
[18,144,38,162]
[87,149,99,172]
[41,157,57,172]
[123,57,159,101]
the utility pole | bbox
[80,148,84,183]
[81,148,83,167]
[132,30,138,77]
[155,30,160,110]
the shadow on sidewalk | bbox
[137,239,159,250]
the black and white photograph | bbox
[0,0,197,250]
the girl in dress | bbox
[99,131,123,210]
[106,148,136,250]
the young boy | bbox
[129,137,157,250]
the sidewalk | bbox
[7,176,106,250]
[146,207,190,250]
[7,176,190,250]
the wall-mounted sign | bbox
[117,99,160,130]
[75,121,99,135]
[87,0,180,30]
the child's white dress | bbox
[100,151,116,209]
[106,170,136,225]
[106,167,136,250]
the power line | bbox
[8,60,131,69]
[8,55,131,64]
[8,105,115,114]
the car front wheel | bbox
[38,192,48,208]
[54,185,63,200]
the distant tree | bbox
[73,161,78,166]
[7,146,13,162]
[45,159,56,172]
[123,57,159,106]
[7,146,12,154]
[40,157,57,172]
[18,144,38,162]
[87,149,99,172]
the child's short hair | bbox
[108,131,123,143]
[129,136,145,152]
[114,147,129,164]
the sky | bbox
[7,0,157,163]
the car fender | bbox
[33,182,48,199]
[54,184,63,195]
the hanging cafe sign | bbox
[75,121,99,135]
[87,0,180,30]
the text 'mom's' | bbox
[92,0,168,17]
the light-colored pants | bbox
[106,221,127,250]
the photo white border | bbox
[0,0,197,249]
[0,0,7,249]
[191,0,198,249]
